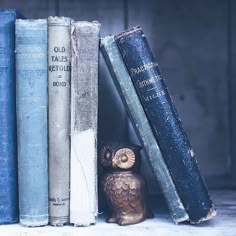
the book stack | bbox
[0,9,216,227]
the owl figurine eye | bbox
[112,148,136,169]
[99,145,113,167]
[105,150,112,160]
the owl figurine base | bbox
[100,143,153,226]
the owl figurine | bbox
[99,143,152,226]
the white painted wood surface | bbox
[0,190,235,236]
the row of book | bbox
[0,9,216,227]
[0,10,99,227]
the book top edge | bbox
[48,16,71,26]
[71,20,101,28]
[16,19,47,26]
[0,9,17,14]
[100,35,114,46]
[115,25,142,40]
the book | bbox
[70,21,100,226]
[100,35,189,223]
[15,19,48,227]
[115,26,216,224]
[0,9,19,225]
[48,16,71,226]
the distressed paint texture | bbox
[70,21,100,226]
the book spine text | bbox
[48,16,71,226]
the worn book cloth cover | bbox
[115,26,216,224]
[0,9,20,225]
[15,19,48,226]
[100,35,189,223]
[70,21,100,226]
[48,16,71,226]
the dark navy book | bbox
[0,9,21,224]
[115,26,216,224]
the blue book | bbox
[0,9,20,225]
[115,26,216,224]
[15,19,48,226]
[100,36,189,223]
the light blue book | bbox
[100,36,189,223]
[15,19,48,227]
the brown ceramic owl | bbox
[99,143,152,226]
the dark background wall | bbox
[1,0,235,189]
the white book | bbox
[70,21,100,226]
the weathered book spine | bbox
[15,19,48,227]
[70,21,100,226]
[0,9,18,225]
[48,16,71,226]
[115,26,216,224]
[100,36,189,223]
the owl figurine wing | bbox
[102,172,148,225]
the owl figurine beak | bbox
[112,157,119,168]
[112,155,129,168]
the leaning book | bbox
[115,26,216,224]
[15,19,48,227]
[100,35,188,223]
